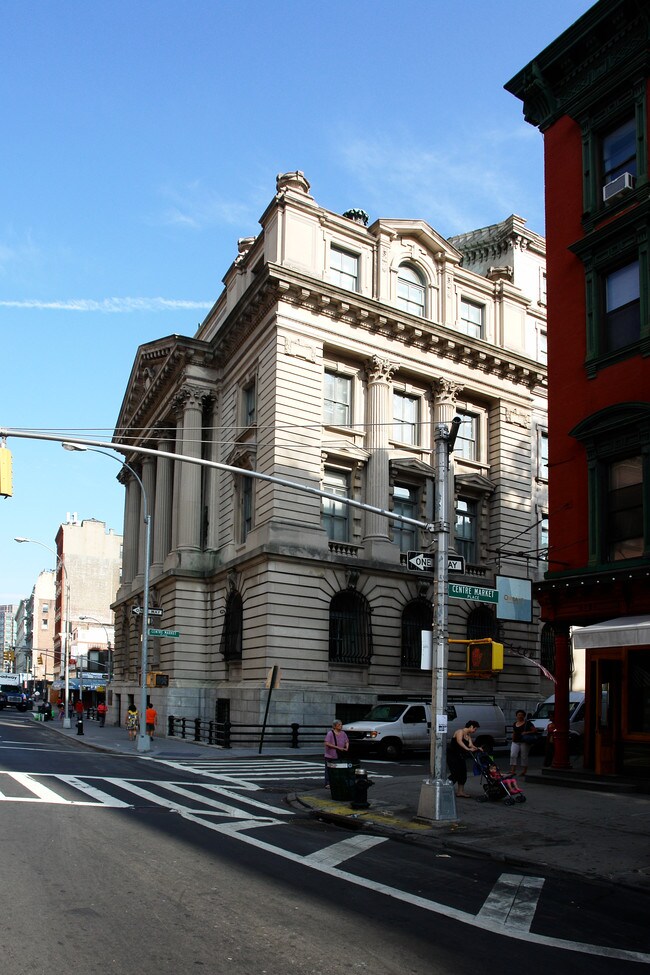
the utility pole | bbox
[417,416,461,823]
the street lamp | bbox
[14,537,72,728]
[63,443,152,753]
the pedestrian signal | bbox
[449,638,504,672]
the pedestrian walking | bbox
[509,709,540,779]
[446,720,480,798]
[145,702,158,740]
[97,700,108,727]
[126,704,139,741]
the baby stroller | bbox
[473,750,526,805]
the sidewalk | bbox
[35,715,650,891]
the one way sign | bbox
[407,551,434,572]
[407,551,466,574]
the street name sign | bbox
[448,583,498,604]
[147,627,180,638]
[132,606,164,617]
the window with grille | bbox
[221,591,243,661]
[401,599,432,668]
[329,590,372,665]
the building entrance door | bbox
[593,656,622,775]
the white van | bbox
[343,700,507,760]
[530,692,585,744]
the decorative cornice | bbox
[269,270,546,391]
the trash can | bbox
[327,761,357,801]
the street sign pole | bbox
[417,420,458,823]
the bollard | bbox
[290,722,300,748]
[76,717,84,736]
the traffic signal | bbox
[466,639,504,673]
[0,446,12,498]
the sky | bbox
[0,0,596,605]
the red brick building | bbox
[507,0,650,776]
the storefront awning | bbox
[51,678,107,691]
[572,616,650,650]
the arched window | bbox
[466,606,498,640]
[220,591,243,661]
[401,599,433,668]
[397,264,426,317]
[329,590,372,665]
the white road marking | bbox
[476,873,544,931]
[56,775,132,807]
[179,808,650,965]
[302,834,387,867]
[6,771,69,803]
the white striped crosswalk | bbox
[146,757,391,788]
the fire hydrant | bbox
[350,767,373,809]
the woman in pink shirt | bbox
[323,719,349,784]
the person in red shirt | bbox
[96,700,108,727]
[145,703,158,740]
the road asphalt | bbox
[27,710,650,892]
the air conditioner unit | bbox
[603,171,636,202]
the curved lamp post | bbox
[63,443,152,752]
[14,537,72,728]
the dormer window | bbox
[397,264,425,317]
[330,246,359,292]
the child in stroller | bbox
[473,750,526,805]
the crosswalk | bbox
[147,757,328,787]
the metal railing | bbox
[167,716,325,749]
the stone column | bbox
[134,455,156,584]
[119,468,141,588]
[364,355,398,544]
[170,407,184,553]
[151,429,174,574]
[177,384,210,553]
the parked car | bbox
[529,692,585,749]
[343,699,508,759]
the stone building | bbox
[51,516,122,699]
[111,173,548,733]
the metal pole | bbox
[417,421,457,823]
[137,511,152,753]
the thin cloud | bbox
[0,297,212,312]
[157,180,257,231]
[337,125,544,235]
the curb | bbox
[289,792,650,895]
